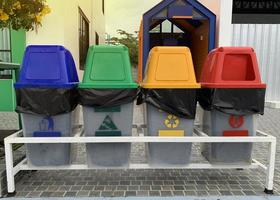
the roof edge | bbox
[143,0,216,19]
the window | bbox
[79,8,90,70]
[102,0,105,15]
[0,28,11,63]
[95,32,99,45]
[0,28,12,77]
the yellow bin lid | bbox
[142,47,201,89]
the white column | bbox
[218,0,233,46]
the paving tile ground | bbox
[3,197,280,200]
[0,106,277,198]
[0,112,20,130]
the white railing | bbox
[4,128,276,195]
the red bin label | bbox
[229,115,244,128]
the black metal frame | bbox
[233,0,280,14]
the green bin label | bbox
[95,115,122,137]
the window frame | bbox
[0,28,12,63]
[78,7,90,70]
[102,0,105,15]
[95,32,100,45]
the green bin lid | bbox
[79,45,138,89]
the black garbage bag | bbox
[16,88,78,116]
[198,88,266,115]
[137,89,197,119]
[79,88,139,108]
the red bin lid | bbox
[199,47,266,88]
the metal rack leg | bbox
[143,103,148,136]
[4,140,16,194]
[264,138,276,194]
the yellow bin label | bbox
[164,115,180,128]
[158,130,185,137]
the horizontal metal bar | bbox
[5,129,276,144]
[5,136,275,144]
[19,163,260,170]
[129,163,260,170]
[0,62,20,69]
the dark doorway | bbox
[79,8,90,70]
[95,32,100,45]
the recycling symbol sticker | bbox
[164,114,180,129]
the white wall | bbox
[26,1,65,45]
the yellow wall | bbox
[26,0,106,79]
[26,1,65,45]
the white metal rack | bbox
[4,128,276,194]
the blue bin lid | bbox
[15,45,79,88]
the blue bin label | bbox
[33,117,62,137]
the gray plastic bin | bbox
[83,103,133,168]
[21,113,73,167]
[201,110,256,164]
[146,105,193,167]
